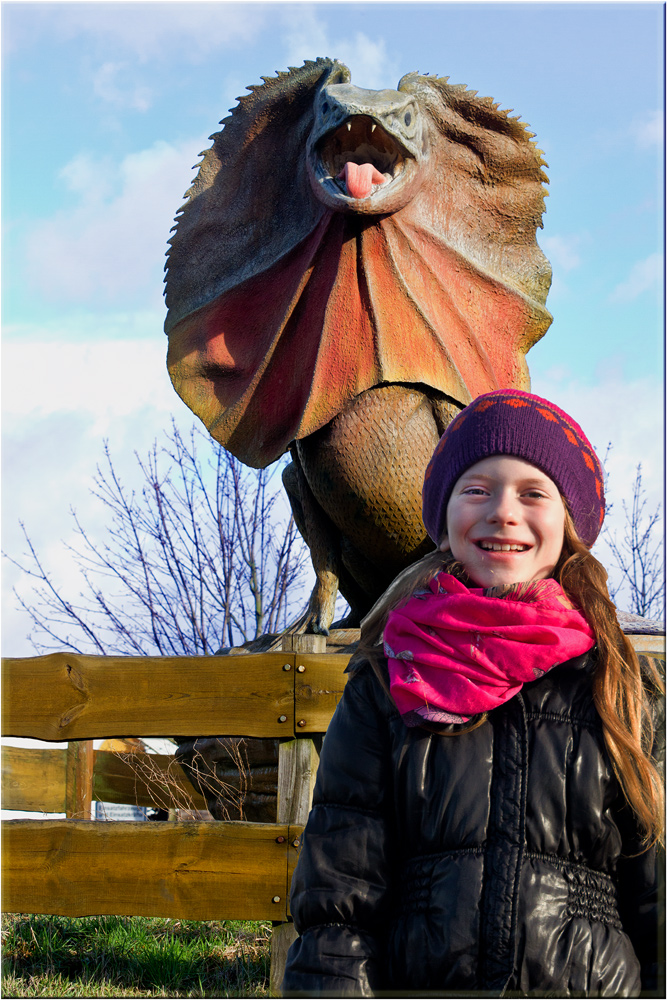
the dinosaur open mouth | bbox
[317,115,408,199]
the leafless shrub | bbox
[100,739,253,822]
[181,738,251,821]
[4,421,309,654]
[604,463,664,620]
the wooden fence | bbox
[2,631,664,994]
[1,639,349,995]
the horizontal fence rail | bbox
[1,651,351,741]
[2,819,303,922]
[1,651,339,945]
[2,747,208,813]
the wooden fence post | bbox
[269,633,325,997]
[65,740,94,819]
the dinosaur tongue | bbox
[337,161,387,199]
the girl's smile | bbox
[440,455,566,588]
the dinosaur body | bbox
[164,59,552,631]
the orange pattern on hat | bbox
[537,407,559,421]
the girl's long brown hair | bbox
[356,510,665,848]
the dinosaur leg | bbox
[283,388,462,633]
[281,458,308,544]
[284,449,370,631]
[329,543,370,628]
[297,385,462,618]
[431,394,463,437]
[282,447,344,635]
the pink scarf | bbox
[384,573,595,726]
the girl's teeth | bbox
[480,542,527,551]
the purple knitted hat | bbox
[422,390,605,548]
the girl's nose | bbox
[486,491,519,524]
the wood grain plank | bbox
[1,653,295,741]
[276,741,319,827]
[626,634,665,657]
[66,741,93,819]
[294,654,350,732]
[268,824,304,993]
[1,747,67,813]
[269,634,325,996]
[270,923,299,997]
[0,748,206,813]
[2,819,291,921]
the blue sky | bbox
[2,0,665,658]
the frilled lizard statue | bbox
[164,58,552,635]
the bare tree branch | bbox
[4,421,309,654]
[604,463,664,620]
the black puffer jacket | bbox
[283,651,663,997]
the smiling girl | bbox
[283,390,664,998]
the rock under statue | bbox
[164,58,552,635]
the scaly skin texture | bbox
[284,386,460,630]
[164,59,552,632]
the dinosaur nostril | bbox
[322,102,329,116]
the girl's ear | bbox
[439,535,450,553]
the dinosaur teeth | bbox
[346,122,352,132]
[371,124,377,132]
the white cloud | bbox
[530,371,663,498]
[92,61,153,111]
[333,33,395,91]
[631,110,663,149]
[1,335,176,429]
[541,234,583,273]
[59,153,115,202]
[22,137,206,308]
[609,253,663,303]
[4,308,165,344]
[281,6,330,68]
[6,3,264,64]
[280,7,398,90]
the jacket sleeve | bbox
[282,663,397,998]
[616,656,665,996]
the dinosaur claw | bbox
[280,607,332,638]
[306,621,330,637]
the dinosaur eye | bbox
[404,111,411,127]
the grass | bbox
[1,913,271,998]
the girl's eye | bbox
[462,487,488,496]
[523,490,548,499]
